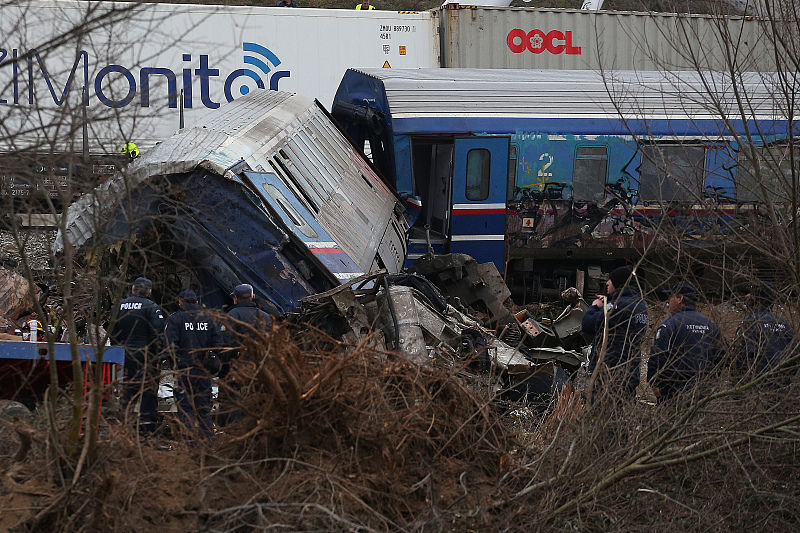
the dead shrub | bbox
[209,323,510,529]
[3,322,800,531]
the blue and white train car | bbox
[332,68,791,300]
[57,90,409,313]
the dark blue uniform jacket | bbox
[110,295,165,355]
[735,308,794,375]
[165,303,222,369]
[581,286,649,390]
[225,302,271,341]
[648,304,725,399]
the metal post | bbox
[82,86,89,163]
[179,89,185,130]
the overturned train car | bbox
[332,68,791,301]
[55,91,408,313]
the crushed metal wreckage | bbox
[54,91,408,312]
[296,257,589,403]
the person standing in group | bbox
[110,277,165,435]
[647,283,726,401]
[217,283,273,425]
[734,280,795,380]
[581,265,649,395]
[165,289,221,440]
[226,284,272,333]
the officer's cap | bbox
[609,265,634,289]
[132,277,153,290]
[231,283,254,299]
[178,289,198,302]
[663,283,698,301]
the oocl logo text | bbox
[506,29,581,55]
[0,42,290,109]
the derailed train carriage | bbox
[332,68,793,301]
[55,91,409,312]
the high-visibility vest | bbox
[355,3,374,9]
[123,142,139,159]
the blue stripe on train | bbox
[392,117,789,137]
[451,213,506,236]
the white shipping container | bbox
[0,0,439,152]
[439,6,774,73]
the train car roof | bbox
[335,68,788,136]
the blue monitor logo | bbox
[223,42,289,102]
[1,42,291,109]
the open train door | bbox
[450,136,509,270]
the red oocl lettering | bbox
[507,28,527,53]
[506,29,582,55]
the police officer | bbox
[217,283,272,425]
[165,289,221,440]
[734,281,795,378]
[226,284,272,335]
[110,277,165,434]
[647,283,726,401]
[581,265,649,393]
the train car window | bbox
[736,146,797,203]
[466,148,491,201]
[262,183,319,239]
[639,145,705,202]
[573,146,607,202]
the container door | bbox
[451,137,509,269]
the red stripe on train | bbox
[310,248,346,254]
[452,209,506,215]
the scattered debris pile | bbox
[295,256,589,405]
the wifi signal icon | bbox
[223,42,285,102]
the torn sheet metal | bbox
[408,253,512,325]
[551,303,589,340]
[375,284,452,364]
[55,91,409,312]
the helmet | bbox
[123,142,140,159]
[21,319,44,341]
[22,319,44,332]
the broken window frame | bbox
[637,143,706,203]
[736,144,800,203]
[572,145,608,202]
[270,155,320,215]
